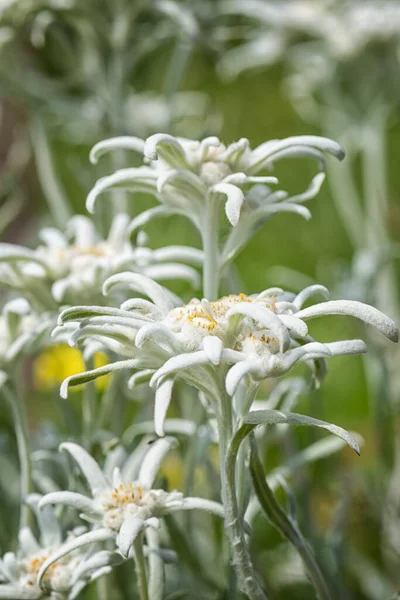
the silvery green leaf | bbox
[296,300,399,342]
[144,134,188,167]
[324,340,367,355]
[278,342,331,372]
[144,263,200,287]
[122,419,196,445]
[288,172,326,203]
[116,515,145,558]
[60,443,108,495]
[202,336,223,365]
[138,437,177,487]
[60,359,140,398]
[37,529,114,588]
[52,278,70,303]
[226,361,265,397]
[256,288,284,300]
[18,527,40,556]
[25,494,62,548]
[121,298,163,317]
[152,245,203,266]
[259,202,312,220]
[157,169,206,198]
[243,409,360,454]
[0,244,49,270]
[128,369,155,389]
[67,215,97,246]
[39,491,101,516]
[90,136,145,164]
[86,168,157,214]
[278,315,308,337]
[127,206,170,239]
[57,305,140,325]
[103,272,181,312]
[293,285,330,309]
[175,497,225,519]
[150,351,210,387]
[71,550,121,584]
[0,586,41,599]
[135,323,181,353]
[154,378,175,437]
[248,135,345,173]
[211,182,245,226]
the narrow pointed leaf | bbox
[296,300,399,342]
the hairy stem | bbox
[201,201,220,300]
[2,382,32,528]
[30,117,72,229]
[218,388,267,600]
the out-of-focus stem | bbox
[2,382,32,529]
[30,117,72,229]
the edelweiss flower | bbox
[86,133,344,296]
[0,214,202,307]
[58,274,398,436]
[0,494,115,599]
[38,438,224,566]
[0,298,52,387]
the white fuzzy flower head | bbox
[99,482,177,532]
[86,133,343,298]
[58,274,398,436]
[0,214,201,309]
[39,439,224,561]
[87,133,344,232]
[0,494,114,599]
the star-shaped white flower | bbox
[0,213,202,308]
[0,494,115,599]
[85,133,343,281]
[38,438,225,569]
[58,274,398,436]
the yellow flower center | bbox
[102,483,146,510]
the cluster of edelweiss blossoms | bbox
[218,0,400,79]
[0,131,398,599]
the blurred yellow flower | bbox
[33,345,109,392]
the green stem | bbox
[30,117,72,229]
[133,534,149,600]
[201,202,220,300]
[249,434,332,600]
[163,39,193,100]
[361,114,398,318]
[96,370,120,432]
[362,112,389,250]
[82,356,96,449]
[217,388,267,600]
[2,382,32,529]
